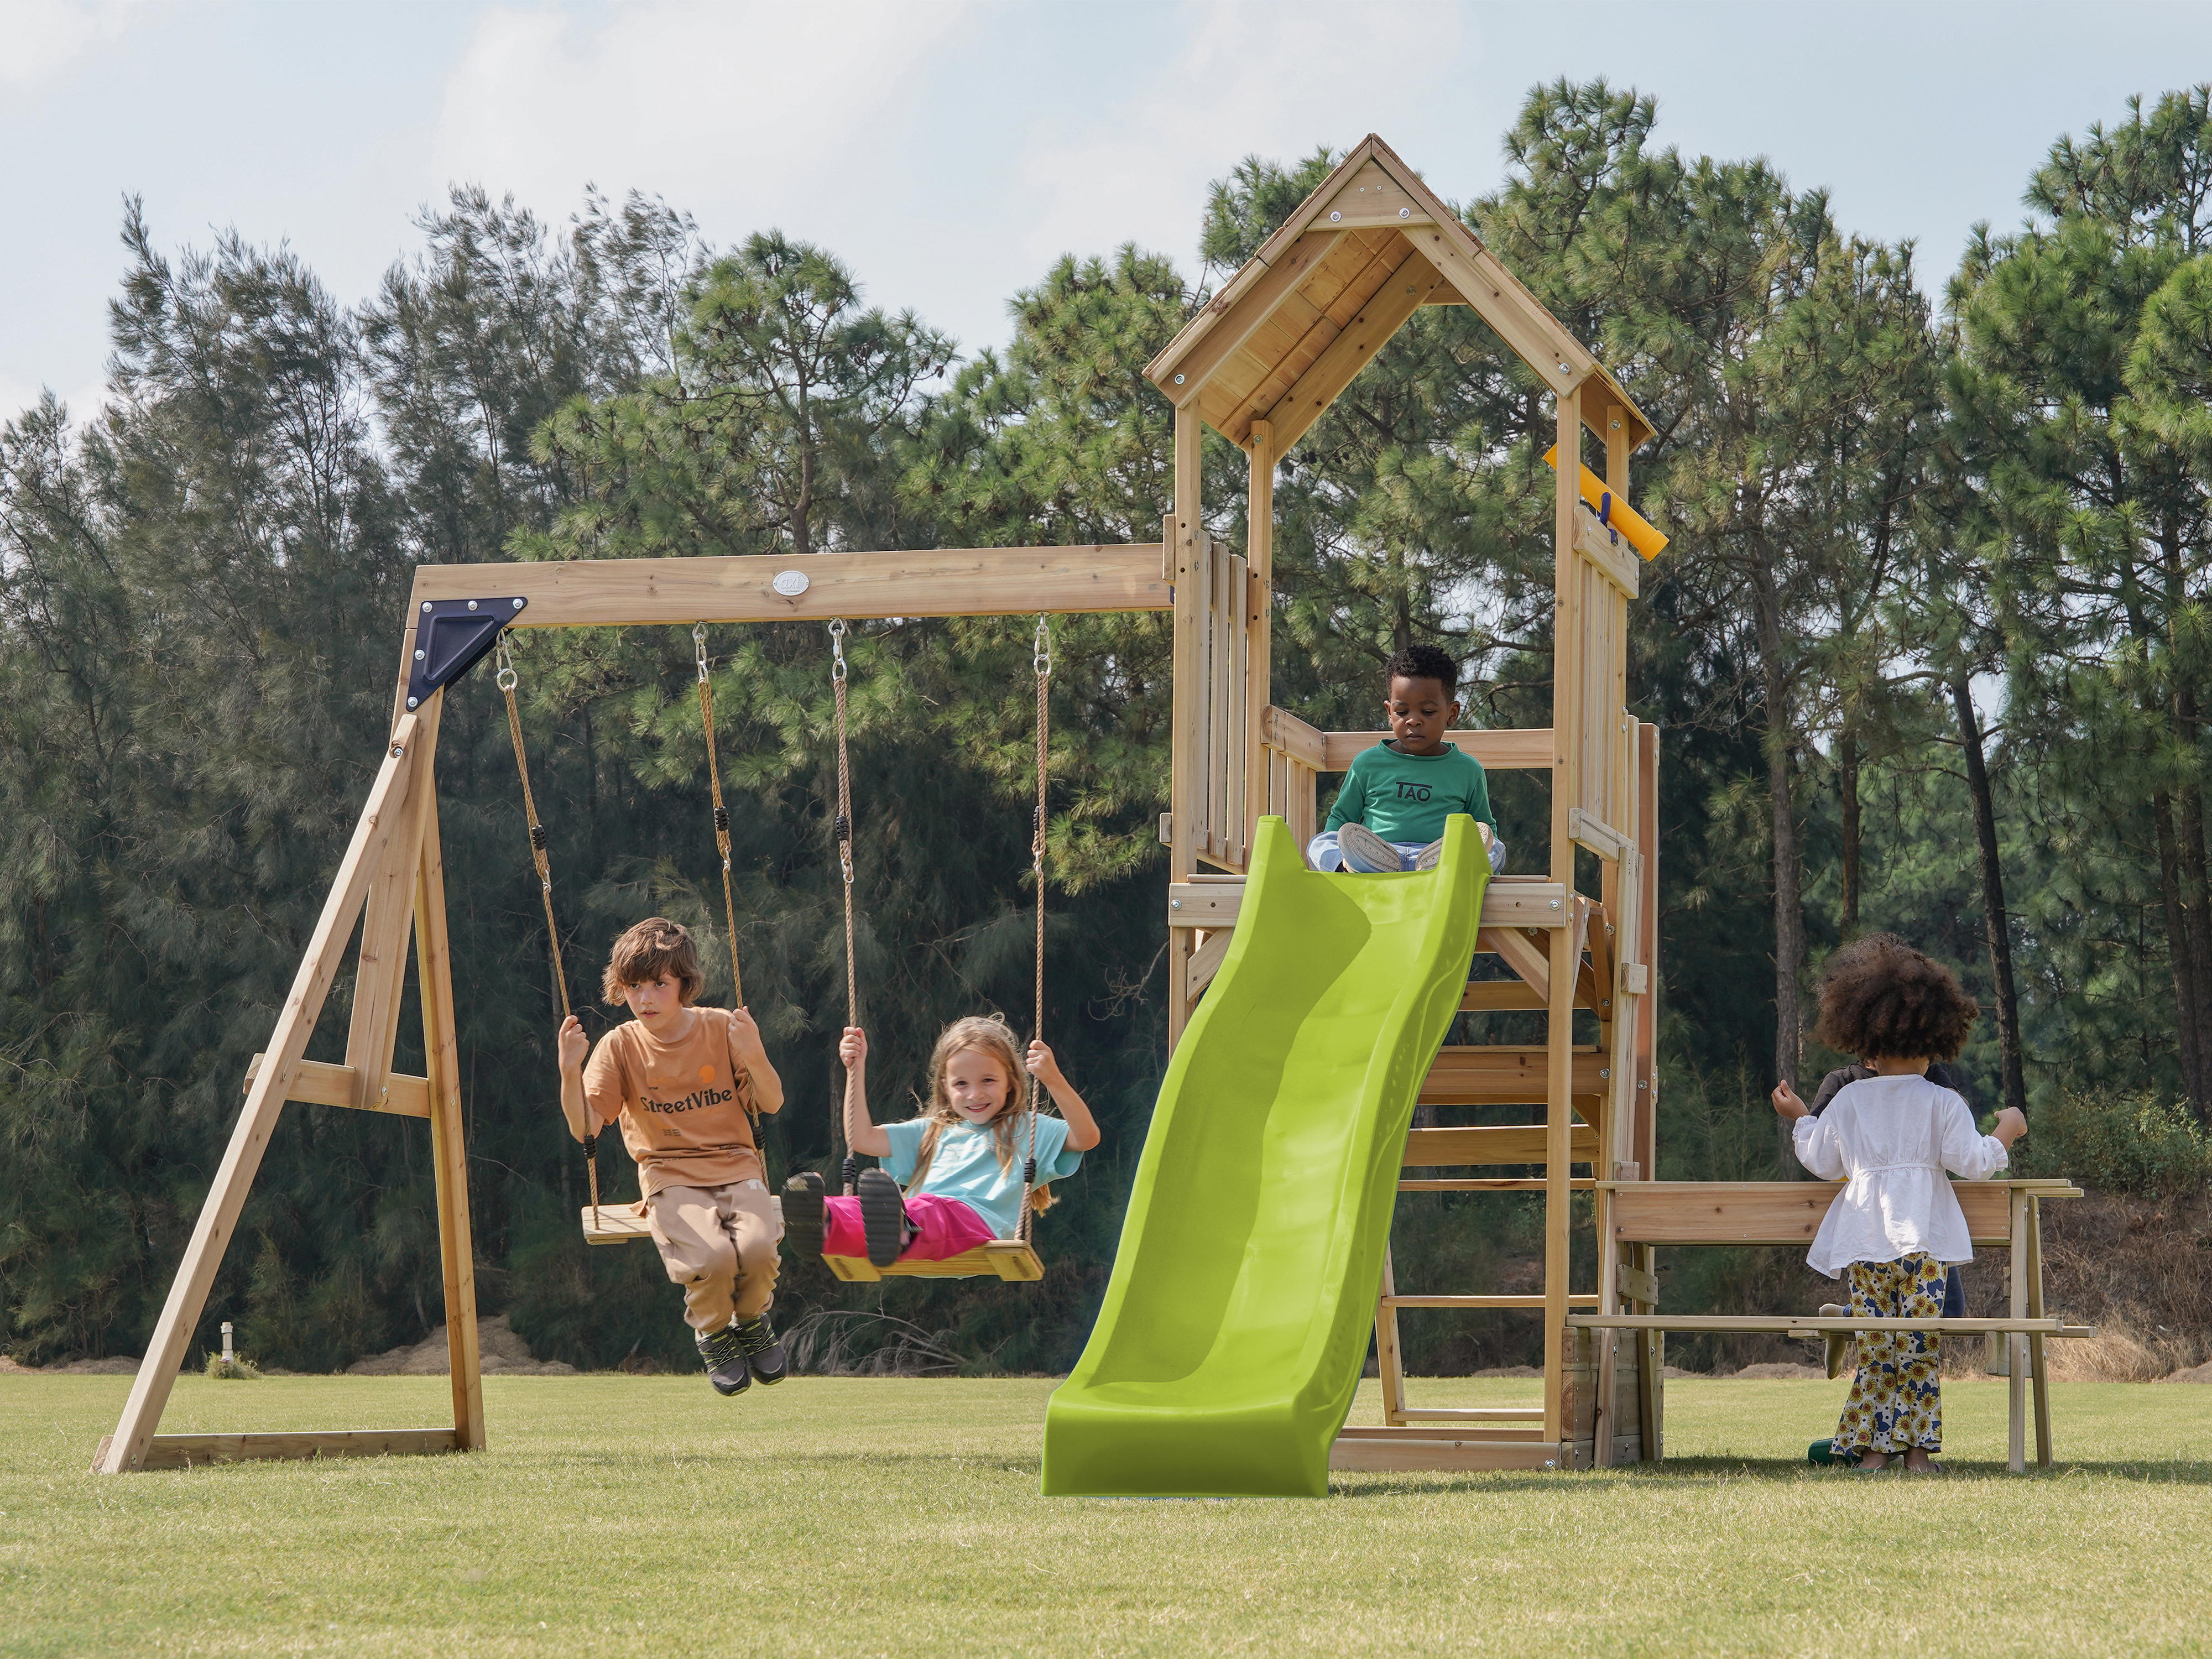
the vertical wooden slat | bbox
[1209,539,1233,863]
[1542,381,1583,1443]
[1225,550,1250,868]
[414,759,484,1452]
[98,717,426,1473]
[1634,722,1661,1177]
[1193,531,1216,864]
[1244,422,1275,862]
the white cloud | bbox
[1006,0,1470,281]
[0,0,173,90]
[430,1,978,226]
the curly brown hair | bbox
[1814,932,1979,1062]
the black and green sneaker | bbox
[696,1323,750,1396]
[857,1167,909,1269]
[782,1171,826,1258]
[733,1313,787,1385]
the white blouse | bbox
[1792,1074,2010,1277]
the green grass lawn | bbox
[2,1373,2206,1656]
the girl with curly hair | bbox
[1771,934,2027,1472]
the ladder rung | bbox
[1382,1293,1602,1309]
[1395,1407,1546,1421]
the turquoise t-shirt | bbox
[1324,740,1494,844]
[882,1113,1083,1240]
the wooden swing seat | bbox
[579,1201,1044,1281]
[825,1240,1044,1282]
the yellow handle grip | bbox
[1542,447,1668,561]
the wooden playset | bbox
[93,137,2084,1478]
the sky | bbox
[6,0,2212,425]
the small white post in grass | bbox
[221,1323,233,1366]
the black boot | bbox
[857,1168,909,1269]
[733,1312,787,1385]
[782,1171,826,1257]
[695,1323,750,1396]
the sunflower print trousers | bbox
[1835,1252,1945,1454]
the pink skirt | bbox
[821,1192,997,1261]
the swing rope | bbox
[1019,615,1051,1243]
[496,634,598,1230]
[694,624,759,1129]
[694,624,745,1010]
[831,620,860,1198]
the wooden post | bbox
[413,738,485,1452]
[97,717,426,1473]
[1244,421,1274,862]
[1376,1244,1407,1427]
[1542,381,1583,1443]
[2008,1186,2029,1473]
[2026,1193,2051,1467]
[1167,406,1204,1050]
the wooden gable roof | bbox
[1146,135,1654,455]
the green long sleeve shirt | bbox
[1324,740,1494,844]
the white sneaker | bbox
[1413,838,1444,872]
[1335,822,1400,873]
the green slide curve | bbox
[1042,812,1489,1498]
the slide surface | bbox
[1041,813,1488,1498]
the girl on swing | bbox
[781,1016,1100,1269]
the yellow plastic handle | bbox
[1542,446,1668,561]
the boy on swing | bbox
[1306,643,1504,875]
[556,917,790,1396]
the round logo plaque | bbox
[771,569,810,597]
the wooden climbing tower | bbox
[1149,135,1666,1470]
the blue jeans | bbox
[1307,828,1508,874]
[1306,830,1426,873]
[1943,1264,1964,1319]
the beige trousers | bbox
[645,1179,781,1331]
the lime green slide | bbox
[1042,813,1489,1497]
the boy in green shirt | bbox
[1308,644,1503,873]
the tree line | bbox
[4,81,2209,1375]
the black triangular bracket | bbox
[405,597,529,711]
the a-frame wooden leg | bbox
[96,717,428,1473]
[1375,1244,1407,1427]
[414,777,484,1452]
[345,698,441,1106]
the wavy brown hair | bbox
[902,1015,1055,1216]
[601,916,704,1006]
[1814,932,1979,1062]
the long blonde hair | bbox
[904,1015,1055,1214]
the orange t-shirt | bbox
[581,1007,761,1196]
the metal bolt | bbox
[467,599,478,611]
[1600,1068,1611,1079]
[1637,1080,1649,1091]
[512,597,524,609]
[414,649,425,661]
[1173,373,1185,384]
[1559,363,1573,376]
[390,743,404,758]
[1399,207,1410,218]
[1329,210,1342,222]
[421,601,432,613]
[1171,900,1182,910]
[1550,899,1562,910]
[1610,419,1621,431]
[406,696,418,708]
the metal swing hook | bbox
[1034,614,1053,677]
[829,618,848,684]
[494,632,518,693]
[693,620,711,685]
